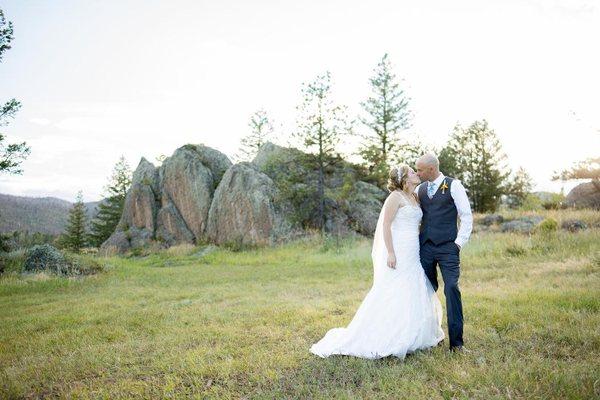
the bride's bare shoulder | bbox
[385,190,408,206]
[386,190,402,200]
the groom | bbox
[415,153,473,352]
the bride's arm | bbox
[382,192,403,268]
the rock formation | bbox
[100,144,232,255]
[251,142,387,236]
[500,216,544,233]
[206,162,302,246]
[565,181,600,209]
[100,141,389,255]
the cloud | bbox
[29,117,51,126]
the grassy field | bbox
[1,211,599,399]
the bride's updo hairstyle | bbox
[387,164,410,192]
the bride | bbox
[309,165,445,359]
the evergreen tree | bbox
[236,109,274,162]
[88,156,132,247]
[390,134,434,170]
[62,190,88,253]
[0,8,30,175]
[0,8,29,252]
[439,119,510,212]
[358,53,412,187]
[505,166,534,208]
[293,71,353,233]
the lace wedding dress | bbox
[310,194,445,359]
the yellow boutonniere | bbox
[440,180,449,194]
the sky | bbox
[0,0,598,202]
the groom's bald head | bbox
[416,153,440,182]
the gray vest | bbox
[418,176,458,245]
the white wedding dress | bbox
[310,196,445,359]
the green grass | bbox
[1,225,599,398]
[474,208,600,227]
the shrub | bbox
[0,233,12,252]
[542,193,566,210]
[23,244,104,276]
[24,244,67,274]
[62,252,105,275]
[520,193,543,211]
[129,246,144,257]
[0,249,27,274]
[535,218,559,234]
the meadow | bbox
[1,210,599,399]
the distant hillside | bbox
[0,194,101,234]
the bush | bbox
[535,218,559,234]
[62,252,105,275]
[0,233,12,252]
[520,193,543,211]
[24,244,67,274]
[1,249,27,274]
[542,193,566,210]
[23,243,104,276]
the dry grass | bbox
[1,211,599,399]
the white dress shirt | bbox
[414,172,473,248]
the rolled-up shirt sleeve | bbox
[451,179,473,248]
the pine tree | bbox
[0,8,30,175]
[358,53,412,187]
[235,109,274,162]
[88,156,132,247]
[390,134,434,170]
[439,119,510,212]
[293,71,353,233]
[62,190,88,253]
[505,166,534,208]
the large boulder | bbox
[253,141,368,190]
[501,216,544,233]
[344,181,387,236]
[158,145,231,241]
[252,142,304,170]
[155,201,196,246]
[325,198,355,236]
[561,219,588,232]
[252,141,380,236]
[481,214,504,226]
[99,158,160,255]
[182,144,233,189]
[100,144,232,255]
[206,162,302,246]
[119,157,159,232]
[565,181,600,209]
[251,141,313,184]
[99,230,130,255]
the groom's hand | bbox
[387,253,397,269]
